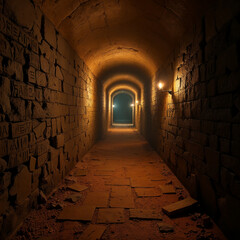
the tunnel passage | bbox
[112,91,134,125]
[0,0,240,239]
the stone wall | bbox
[150,7,240,240]
[0,0,98,238]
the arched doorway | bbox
[112,91,134,126]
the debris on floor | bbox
[67,183,88,192]
[159,184,176,194]
[157,222,174,233]
[162,197,198,217]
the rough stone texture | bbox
[0,5,98,239]
[9,165,31,205]
[149,7,240,239]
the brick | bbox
[0,76,11,114]
[36,70,47,87]
[51,118,57,137]
[48,76,60,91]
[37,152,48,167]
[56,66,63,80]
[0,158,7,172]
[0,33,12,58]
[0,122,9,139]
[51,134,64,148]
[29,156,36,172]
[9,165,31,204]
[63,82,72,94]
[27,66,36,84]
[8,135,28,153]
[11,121,32,138]
[33,122,46,139]
[8,149,29,168]
[0,139,8,157]
[44,17,56,49]
[30,52,40,69]
[32,101,46,119]
[40,55,49,73]
[36,139,49,156]
[9,98,26,122]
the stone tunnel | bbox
[0,0,240,239]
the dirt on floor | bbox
[12,128,227,240]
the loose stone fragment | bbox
[67,183,88,192]
[65,193,82,203]
[157,222,174,233]
[162,197,198,217]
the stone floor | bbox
[13,129,226,240]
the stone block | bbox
[0,33,12,58]
[51,118,57,137]
[40,55,49,73]
[27,66,36,84]
[51,134,64,148]
[43,17,56,49]
[0,158,7,172]
[30,52,40,69]
[8,135,28,153]
[36,139,49,156]
[36,70,47,87]
[37,152,48,167]
[56,66,63,80]
[32,101,46,119]
[8,148,29,168]
[48,76,60,91]
[0,122,9,139]
[9,98,25,122]
[231,140,240,158]
[0,139,8,157]
[11,121,32,138]
[29,156,36,172]
[33,122,46,139]
[0,76,11,114]
[9,165,31,205]
[11,80,35,100]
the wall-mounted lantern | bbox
[158,82,172,95]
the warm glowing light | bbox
[136,100,139,104]
[158,82,163,89]
[130,104,134,107]
[112,104,115,108]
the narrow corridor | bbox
[13,129,225,240]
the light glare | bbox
[158,82,163,89]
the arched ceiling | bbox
[34,0,209,76]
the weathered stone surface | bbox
[9,165,31,204]
[0,77,11,114]
[51,134,64,148]
[79,225,106,240]
[130,209,162,220]
[97,208,125,223]
[36,70,47,87]
[58,205,95,221]
[33,121,46,139]
[159,184,176,194]
[11,121,32,138]
[43,17,56,49]
[83,192,109,208]
[0,122,9,139]
[67,183,88,192]
[40,55,49,73]
[0,33,12,58]
[56,66,64,80]
[135,188,161,197]
[4,0,35,29]
[27,66,36,84]
[32,101,46,119]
